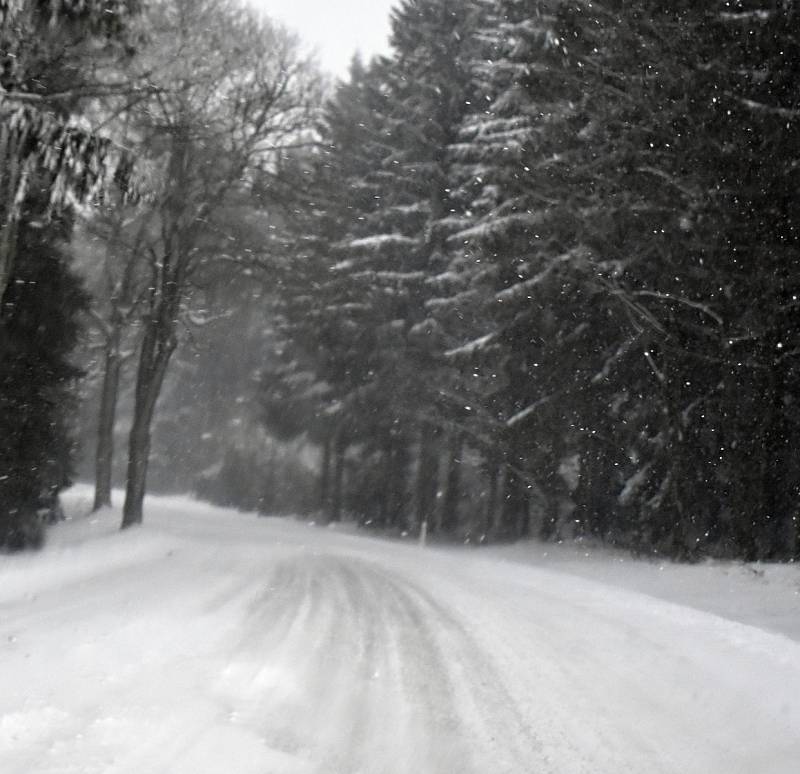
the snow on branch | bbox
[618,464,652,507]
[387,202,429,215]
[445,332,496,358]
[351,270,427,283]
[426,288,481,311]
[347,234,419,251]
[506,394,553,428]
[631,290,723,325]
[323,302,370,314]
[454,212,544,243]
[636,166,699,200]
[591,336,638,384]
[495,247,586,304]
[735,97,799,120]
[719,10,772,22]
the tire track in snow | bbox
[9,500,799,774]
[375,568,546,773]
[224,552,547,774]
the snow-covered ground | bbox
[1,485,799,774]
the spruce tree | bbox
[0,0,139,548]
[0,194,87,548]
[334,0,483,532]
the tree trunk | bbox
[260,444,276,513]
[387,438,409,530]
[319,431,332,515]
[573,442,609,539]
[498,465,529,540]
[759,363,790,559]
[92,331,122,512]
[538,488,560,542]
[0,126,21,312]
[329,431,345,523]
[121,130,188,529]
[121,319,175,528]
[0,217,18,313]
[483,453,500,539]
[414,422,439,533]
[439,431,463,533]
[377,434,393,527]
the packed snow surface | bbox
[2,486,799,774]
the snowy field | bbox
[1,486,799,774]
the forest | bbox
[1,0,798,561]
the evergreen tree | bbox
[441,0,596,538]
[265,57,393,521]
[554,0,800,558]
[0,194,87,548]
[0,0,141,305]
[266,0,800,560]
[323,0,484,532]
[0,0,139,548]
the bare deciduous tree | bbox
[117,0,320,526]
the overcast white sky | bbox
[247,0,398,78]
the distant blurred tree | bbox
[72,184,150,512]
[267,57,395,523]
[115,0,320,527]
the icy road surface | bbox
[1,490,799,774]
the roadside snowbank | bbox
[475,537,800,642]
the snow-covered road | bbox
[1,490,799,773]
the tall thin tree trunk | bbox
[538,487,560,542]
[0,217,18,312]
[329,431,345,523]
[319,431,332,515]
[261,445,276,513]
[759,363,789,559]
[414,422,439,532]
[0,127,22,311]
[439,431,463,533]
[387,438,409,530]
[121,320,175,528]
[499,465,529,540]
[121,132,187,529]
[378,434,393,527]
[93,330,122,511]
[483,453,500,539]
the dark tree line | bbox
[270,0,800,560]
[2,0,798,562]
